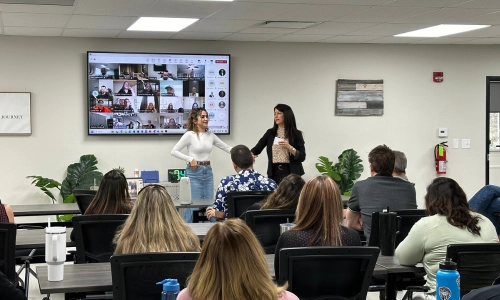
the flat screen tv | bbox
[87,51,230,135]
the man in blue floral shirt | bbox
[206,145,277,220]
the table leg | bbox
[385,273,397,300]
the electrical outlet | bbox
[462,139,471,149]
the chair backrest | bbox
[226,190,273,219]
[74,194,96,214]
[72,214,129,264]
[446,243,500,297]
[367,211,380,247]
[111,252,200,300]
[394,209,427,247]
[244,209,295,254]
[0,223,16,283]
[277,246,380,300]
[73,189,98,196]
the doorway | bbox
[486,77,500,185]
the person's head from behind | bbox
[393,150,407,176]
[294,175,344,246]
[425,177,480,235]
[113,185,200,254]
[273,103,297,130]
[368,145,395,176]
[85,170,131,215]
[230,145,253,171]
[261,174,305,210]
[187,219,286,300]
[187,108,207,132]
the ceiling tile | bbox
[142,1,228,18]
[271,4,373,22]
[184,19,260,33]
[1,12,69,27]
[454,0,500,9]
[450,25,500,37]
[239,27,299,34]
[393,7,500,23]
[345,23,432,35]
[3,26,62,36]
[73,0,155,16]
[117,30,176,39]
[221,32,283,41]
[293,22,379,35]
[319,35,384,43]
[460,11,500,25]
[62,28,122,38]
[169,31,232,40]
[0,3,73,14]
[409,36,477,43]
[67,15,138,30]
[209,2,302,20]
[334,6,438,22]
[385,0,472,8]
[271,33,331,42]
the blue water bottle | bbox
[156,278,180,300]
[436,259,460,300]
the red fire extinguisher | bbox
[434,142,448,175]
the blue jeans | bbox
[468,185,500,234]
[184,165,214,223]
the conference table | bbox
[16,223,215,250]
[37,254,416,299]
[12,199,214,217]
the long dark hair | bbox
[272,104,302,145]
[85,170,133,215]
[425,177,481,235]
[261,174,305,210]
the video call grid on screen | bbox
[87,51,230,136]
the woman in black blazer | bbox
[251,104,305,184]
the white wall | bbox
[0,35,495,209]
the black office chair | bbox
[74,194,96,214]
[244,209,295,254]
[72,214,128,264]
[226,190,272,219]
[393,209,427,247]
[277,246,380,300]
[447,243,500,298]
[73,189,98,196]
[110,252,200,300]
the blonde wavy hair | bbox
[113,185,201,254]
[294,175,344,246]
[187,108,207,134]
[186,219,288,300]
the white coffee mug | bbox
[45,226,66,281]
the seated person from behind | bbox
[393,150,412,183]
[274,175,361,277]
[92,100,111,112]
[206,145,277,220]
[71,170,134,241]
[0,200,15,223]
[396,177,498,298]
[242,173,305,217]
[468,185,500,239]
[0,270,26,300]
[145,102,156,113]
[113,184,200,254]
[178,219,299,300]
[346,144,417,243]
[165,86,175,96]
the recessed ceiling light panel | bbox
[128,17,198,32]
[395,24,490,38]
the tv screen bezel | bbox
[87,51,230,136]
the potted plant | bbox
[315,149,364,196]
[27,154,103,221]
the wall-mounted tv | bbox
[87,51,230,135]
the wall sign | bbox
[0,93,31,135]
[336,80,384,116]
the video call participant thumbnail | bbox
[183,81,205,97]
[138,82,156,96]
[96,86,113,100]
[92,100,111,112]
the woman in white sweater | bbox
[171,108,232,222]
[395,177,498,299]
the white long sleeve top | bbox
[171,131,232,163]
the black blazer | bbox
[251,128,306,178]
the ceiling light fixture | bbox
[395,24,490,38]
[128,17,198,32]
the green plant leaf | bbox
[315,156,341,181]
[60,154,103,199]
[334,149,364,194]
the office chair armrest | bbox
[368,285,386,292]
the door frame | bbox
[486,76,500,185]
